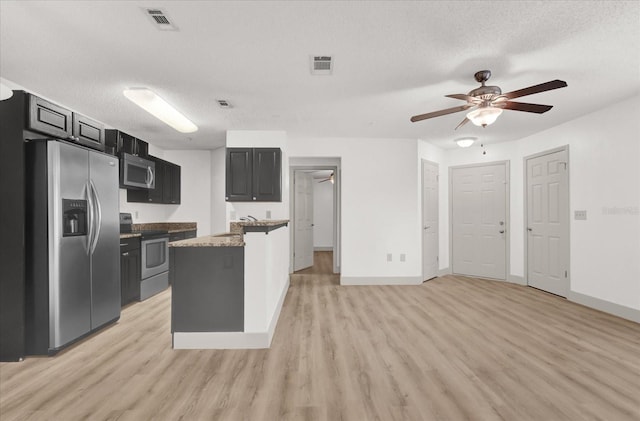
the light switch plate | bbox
[387,253,392,262]
[266,210,272,219]
[574,210,587,220]
[400,254,406,262]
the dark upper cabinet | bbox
[27,94,105,151]
[225,148,253,201]
[164,161,181,205]
[27,95,72,139]
[225,148,281,202]
[126,156,180,205]
[105,129,148,158]
[72,113,105,151]
[253,148,281,202]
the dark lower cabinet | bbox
[171,246,244,332]
[127,156,180,204]
[225,147,281,202]
[120,238,141,306]
[168,230,197,285]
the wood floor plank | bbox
[2,254,639,420]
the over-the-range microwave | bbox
[120,152,155,189]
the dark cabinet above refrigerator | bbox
[104,129,148,158]
[26,93,105,152]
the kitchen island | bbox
[170,220,289,349]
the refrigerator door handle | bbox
[89,179,102,255]
[86,181,94,255]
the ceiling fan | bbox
[410,70,567,129]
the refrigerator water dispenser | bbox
[62,199,87,236]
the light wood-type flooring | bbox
[1,254,639,420]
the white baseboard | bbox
[567,291,640,323]
[437,267,451,276]
[340,276,422,286]
[173,277,291,349]
[266,277,290,346]
[507,274,526,285]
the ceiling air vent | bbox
[217,100,232,108]
[144,8,178,31]
[310,56,333,75]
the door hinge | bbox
[436,256,439,262]
[565,270,568,278]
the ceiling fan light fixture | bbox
[455,138,475,148]
[466,106,503,127]
[123,88,198,133]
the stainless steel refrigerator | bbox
[25,140,120,355]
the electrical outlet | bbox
[266,210,272,219]
[574,210,587,220]
[400,254,406,262]
[387,253,392,262]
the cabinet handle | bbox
[122,252,129,256]
[253,197,257,200]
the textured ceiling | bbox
[1,1,638,150]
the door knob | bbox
[424,226,430,230]
[499,230,505,234]
[527,227,533,232]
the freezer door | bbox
[89,151,121,328]
[48,142,91,349]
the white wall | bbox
[288,137,421,283]
[442,95,640,311]
[313,180,334,249]
[210,147,227,234]
[163,150,212,236]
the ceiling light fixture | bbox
[466,106,503,127]
[455,137,476,148]
[123,88,197,133]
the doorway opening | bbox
[422,159,439,281]
[289,158,341,278]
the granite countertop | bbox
[133,222,197,233]
[169,233,245,248]
[230,219,289,234]
[120,222,197,239]
[120,232,141,239]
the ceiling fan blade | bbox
[445,94,481,103]
[499,101,553,113]
[410,104,473,122]
[454,117,471,130]
[502,79,567,99]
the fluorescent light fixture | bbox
[466,106,503,127]
[123,88,197,133]
[455,137,475,148]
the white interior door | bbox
[294,171,314,271]
[451,163,507,279]
[422,160,439,281]
[526,149,569,296]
